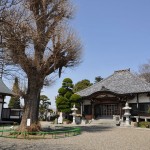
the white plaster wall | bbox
[83,100,91,105]
[83,100,91,112]
[128,93,150,103]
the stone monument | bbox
[58,112,63,124]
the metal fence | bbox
[0,125,81,139]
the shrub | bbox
[139,122,150,128]
[63,119,71,124]
[148,107,150,114]
[50,115,59,121]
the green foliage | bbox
[8,96,21,109]
[70,94,81,107]
[63,118,71,124]
[56,96,68,105]
[63,78,73,83]
[58,87,67,95]
[64,91,73,99]
[39,95,51,120]
[8,77,21,109]
[56,78,81,114]
[62,78,73,89]
[70,94,81,101]
[73,79,93,92]
[56,96,70,113]
[139,122,150,128]
[94,76,103,83]
[148,107,150,114]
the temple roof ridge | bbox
[0,78,13,96]
[76,69,150,97]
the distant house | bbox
[0,78,13,121]
[77,69,150,121]
[0,78,22,123]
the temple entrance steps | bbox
[90,118,117,126]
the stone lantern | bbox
[123,102,132,126]
[71,104,78,124]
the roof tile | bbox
[77,69,150,97]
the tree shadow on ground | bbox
[41,122,116,133]
[69,125,115,133]
[42,125,115,133]
[77,125,115,133]
[42,126,79,132]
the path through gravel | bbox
[0,125,150,150]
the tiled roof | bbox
[77,69,150,97]
[0,79,13,96]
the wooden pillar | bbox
[137,94,139,111]
[92,103,94,120]
[119,102,122,118]
[117,97,121,119]
[91,100,94,120]
[80,101,83,116]
[137,94,139,125]
[0,95,4,120]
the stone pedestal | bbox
[81,119,87,125]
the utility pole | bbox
[0,33,4,78]
[0,15,5,79]
[0,32,4,79]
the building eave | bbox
[77,69,150,98]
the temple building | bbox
[77,69,150,121]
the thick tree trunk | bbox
[19,74,44,132]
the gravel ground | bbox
[0,125,150,150]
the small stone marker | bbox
[58,112,63,124]
[27,118,31,126]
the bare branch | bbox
[0,0,82,130]
[138,60,150,82]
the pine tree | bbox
[56,78,81,116]
[94,76,103,83]
[8,77,21,109]
[73,79,93,92]
[56,78,74,113]
[39,95,51,120]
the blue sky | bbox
[4,0,150,108]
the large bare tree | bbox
[139,60,150,83]
[0,0,82,131]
